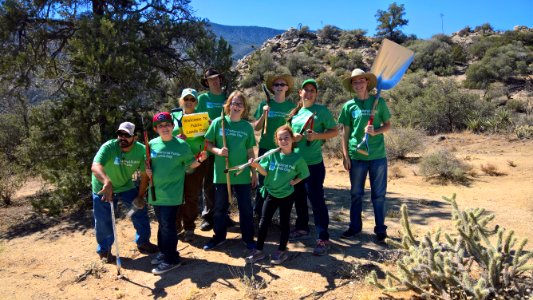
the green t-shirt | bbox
[147,136,194,206]
[196,92,226,120]
[291,104,337,165]
[337,96,391,160]
[260,151,310,198]
[204,116,256,184]
[171,111,205,156]
[254,99,296,150]
[91,140,146,194]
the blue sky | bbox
[189,0,532,39]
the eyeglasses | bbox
[230,102,244,107]
[183,97,196,102]
[273,83,287,87]
[118,132,132,138]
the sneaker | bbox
[138,242,158,254]
[289,230,309,241]
[245,249,265,263]
[200,220,213,231]
[152,261,181,275]
[313,239,331,256]
[183,230,194,242]
[340,228,360,239]
[271,250,289,265]
[150,253,164,265]
[376,232,388,242]
[98,251,116,263]
[203,238,226,251]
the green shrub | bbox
[285,52,322,77]
[419,148,470,184]
[385,127,425,160]
[339,29,368,48]
[317,25,341,42]
[465,41,533,88]
[506,99,527,113]
[368,195,533,299]
[514,124,533,139]
[408,39,455,75]
[387,71,487,134]
[0,153,25,205]
[457,25,472,37]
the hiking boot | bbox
[313,239,331,256]
[152,261,181,275]
[138,242,158,254]
[200,220,213,231]
[150,252,164,265]
[245,249,265,264]
[203,238,226,251]
[98,251,116,263]
[376,232,388,243]
[340,228,360,239]
[270,250,289,265]
[183,230,195,242]
[288,230,309,241]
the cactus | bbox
[367,194,533,299]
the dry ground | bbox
[1,132,532,299]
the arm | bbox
[187,151,208,170]
[91,163,113,202]
[206,140,227,157]
[366,120,391,136]
[289,177,304,186]
[247,148,258,188]
[306,126,339,141]
[250,158,267,177]
[253,105,269,131]
[341,124,351,171]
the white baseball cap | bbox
[116,122,135,136]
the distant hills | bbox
[207,23,285,61]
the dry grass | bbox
[480,163,506,176]
[389,165,404,179]
[507,160,517,167]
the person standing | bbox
[91,122,158,262]
[196,68,230,231]
[246,125,309,265]
[288,79,339,256]
[146,112,207,275]
[338,68,391,242]
[171,88,208,242]
[253,74,296,219]
[203,91,257,251]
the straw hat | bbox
[342,68,377,92]
[265,74,294,95]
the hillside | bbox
[207,23,285,61]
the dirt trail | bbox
[1,132,532,299]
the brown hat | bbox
[201,68,224,88]
[342,68,377,93]
[265,74,294,95]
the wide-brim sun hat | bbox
[265,74,294,95]
[342,68,377,93]
[201,68,224,88]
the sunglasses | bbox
[183,97,196,102]
[273,83,287,87]
[118,132,132,138]
[230,102,244,107]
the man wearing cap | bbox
[195,68,228,231]
[91,122,158,262]
[253,74,296,218]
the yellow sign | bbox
[181,112,209,137]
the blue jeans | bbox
[153,205,181,264]
[293,161,330,241]
[213,184,255,247]
[92,188,151,254]
[349,158,388,234]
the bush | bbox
[317,25,341,42]
[284,52,323,77]
[419,148,470,184]
[368,195,533,299]
[240,50,279,88]
[457,25,472,37]
[465,41,533,89]
[339,29,368,48]
[514,124,533,139]
[408,39,455,75]
[0,153,26,205]
[387,71,487,134]
[506,99,527,113]
[385,127,425,160]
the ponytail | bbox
[287,100,303,124]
